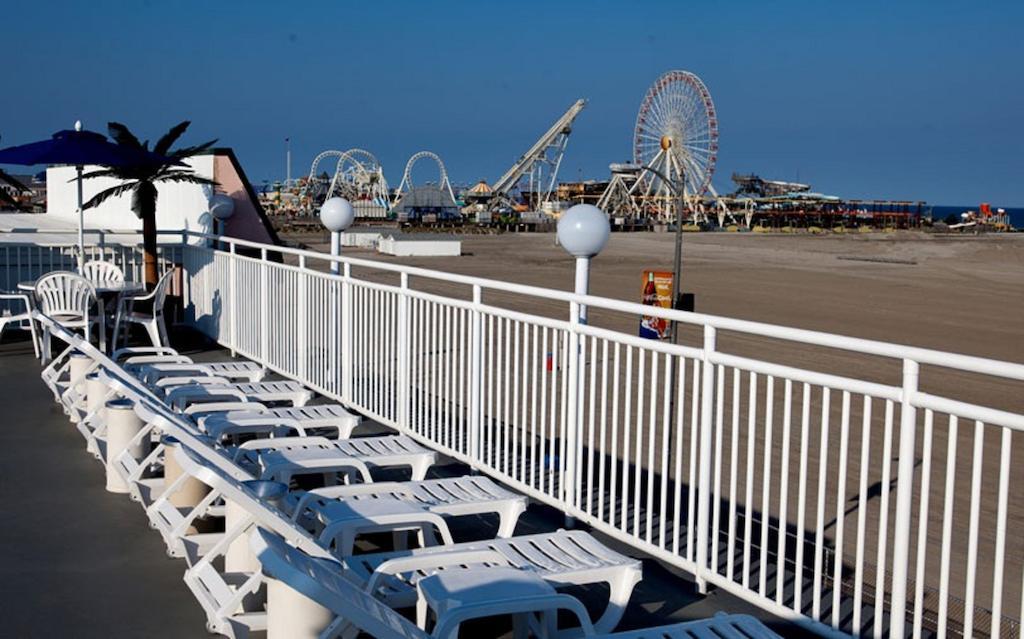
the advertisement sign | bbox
[639,270,673,339]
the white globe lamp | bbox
[320,197,354,233]
[210,193,235,221]
[557,204,610,258]
[320,197,354,273]
[557,204,610,326]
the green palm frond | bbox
[83,181,139,210]
[156,172,219,187]
[172,139,218,159]
[75,168,123,181]
[154,121,191,156]
[107,122,143,149]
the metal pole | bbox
[574,257,590,324]
[330,231,341,275]
[76,165,85,271]
[564,256,590,528]
[285,137,292,185]
[669,179,684,343]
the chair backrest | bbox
[153,268,176,314]
[81,260,125,286]
[251,528,429,639]
[35,272,96,318]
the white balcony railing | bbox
[17,231,1021,638]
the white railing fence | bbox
[0,231,183,315]
[174,232,1024,639]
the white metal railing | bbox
[0,231,184,315]
[171,231,1024,638]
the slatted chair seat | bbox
[344,529,642,633]
[291,475,527,539]
[200,403,362,441]
[238,436,437,483]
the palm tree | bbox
[82,121,219,286]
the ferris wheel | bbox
[633,70,718,199]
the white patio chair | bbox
[0,292,39,357]
[112,268,174,348]
[35,271,104,358]
[80,260,125,286]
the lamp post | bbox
[638,163,687,343]
[556,204,611,323]
[319,197,354,274]
[557,204,610,527]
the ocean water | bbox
[931,205,1023,229]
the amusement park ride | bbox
[277,69,925,230]
[297,99,588,223]
[597,70,750,227]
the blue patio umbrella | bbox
[0,121,175,268]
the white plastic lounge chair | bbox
[112,268,174,348]
[113,346,266,382]
[163,380,313,408]
[200,404,362,441]
[255,527,593,639]
[235,435,437,483]
[252,529,779,639]
[344,529,642,633]
[0,292,40,357]
[291,475,527,540]
[80,260,125,286]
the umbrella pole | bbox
[76,164,84,271]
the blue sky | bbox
[2,0,1022,205]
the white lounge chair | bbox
[291,475,527,540]
[200,404,362,441]
[345,529,642,633]
[252,528,780,638]
[164,381,313,410]
[113,346,266,382]
[235,435,437,483]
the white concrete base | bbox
[266,577,332,639]
[68,354,92,421]
[105,399,146,493]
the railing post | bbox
[341,263,353,404]
[297,254,307,380]
[259,247,268,368]
[469,285,483,469]
[889,358,919,638]
[396,273,410,428]
[229,242,237,356]
[695,325,716,593]
[563,300,581,527]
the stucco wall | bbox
[45,151,276,245]
[47,156,215,238]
